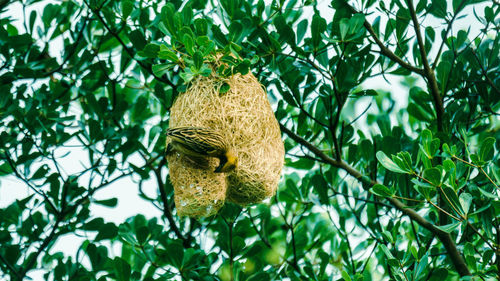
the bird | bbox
[165,127,238,173]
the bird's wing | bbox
[166,127,226,155]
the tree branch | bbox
[405,0,445,132]
[345,5,425,76]
[17,216,63,280]
[279,123,471,276]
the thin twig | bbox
[347,5,425,75]
[470,48,500,96]
[431,0,468,69]
[3,151,58,214]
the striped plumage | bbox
[166,127,238,173]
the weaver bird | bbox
[165,127,238,173]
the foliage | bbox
[0,0,499,280]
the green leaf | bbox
[379,244,395,259]
[94,198,118,207]
[152,63,172,77]
[442,159,455,172]
[193,51,204,71]
[229,22,243,43]
[219,82,230,93]
[443,159,457,188]
[391,152,413,173]
[395,9,410,40]
[414,252,429,277]
[88,119,102,141]
[0,163,14,176]
[165,242,184,268]
[113,257,131,281]
[424,26,435,53]
[274,15,295,45]
[194,18,208,35]
[429,0,447,18]
[349,13,365,35]
[339,18,348,41]
[200,65,212,77]
[483,250,494,266]
[212,25,228,46]
[95,223,118,241]
[182,33,194,55]
[287,157,315,170]
[280,89,297,107]
[83,218,104,231]
[423,168,441,186]
[181,5,193,25]
[478,137,495,162]
[470,154,481,165]
[370,184,394,198]
[408,103,433,122]
[311,14,326,48]
[130,163,150,179]
[161,3,176,36]
[387,258,399,267]
[32,165,49,179]
[359,139,373,160]
[29,11,36,33]
[341,270,352,281]
[429,268,448,281]
[410,246,418,259]
[311,174,329,204]
[158,45,178,62]
[420,129,440,159]
[484,6,494,22]
[436,61,451,92]
[86,243,108,271]
[376,151,407,173]
[381,230,394,243]
[435,221,461,233]
[121,1,133,19]
[412,178,433,198]
[128,30,146,50]
[136,226,150,245]
[464,242,475,257]
[285,178,302,200]
[179,68,195,83]
[296,19,308,43]
[400,152,413,172]
[441,186,463,215]
[477,186,497,199]
[459,193,472,215]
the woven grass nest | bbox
[167,65,284,217]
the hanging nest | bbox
[167,62,284,217]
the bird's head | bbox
[214,150,238,173]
